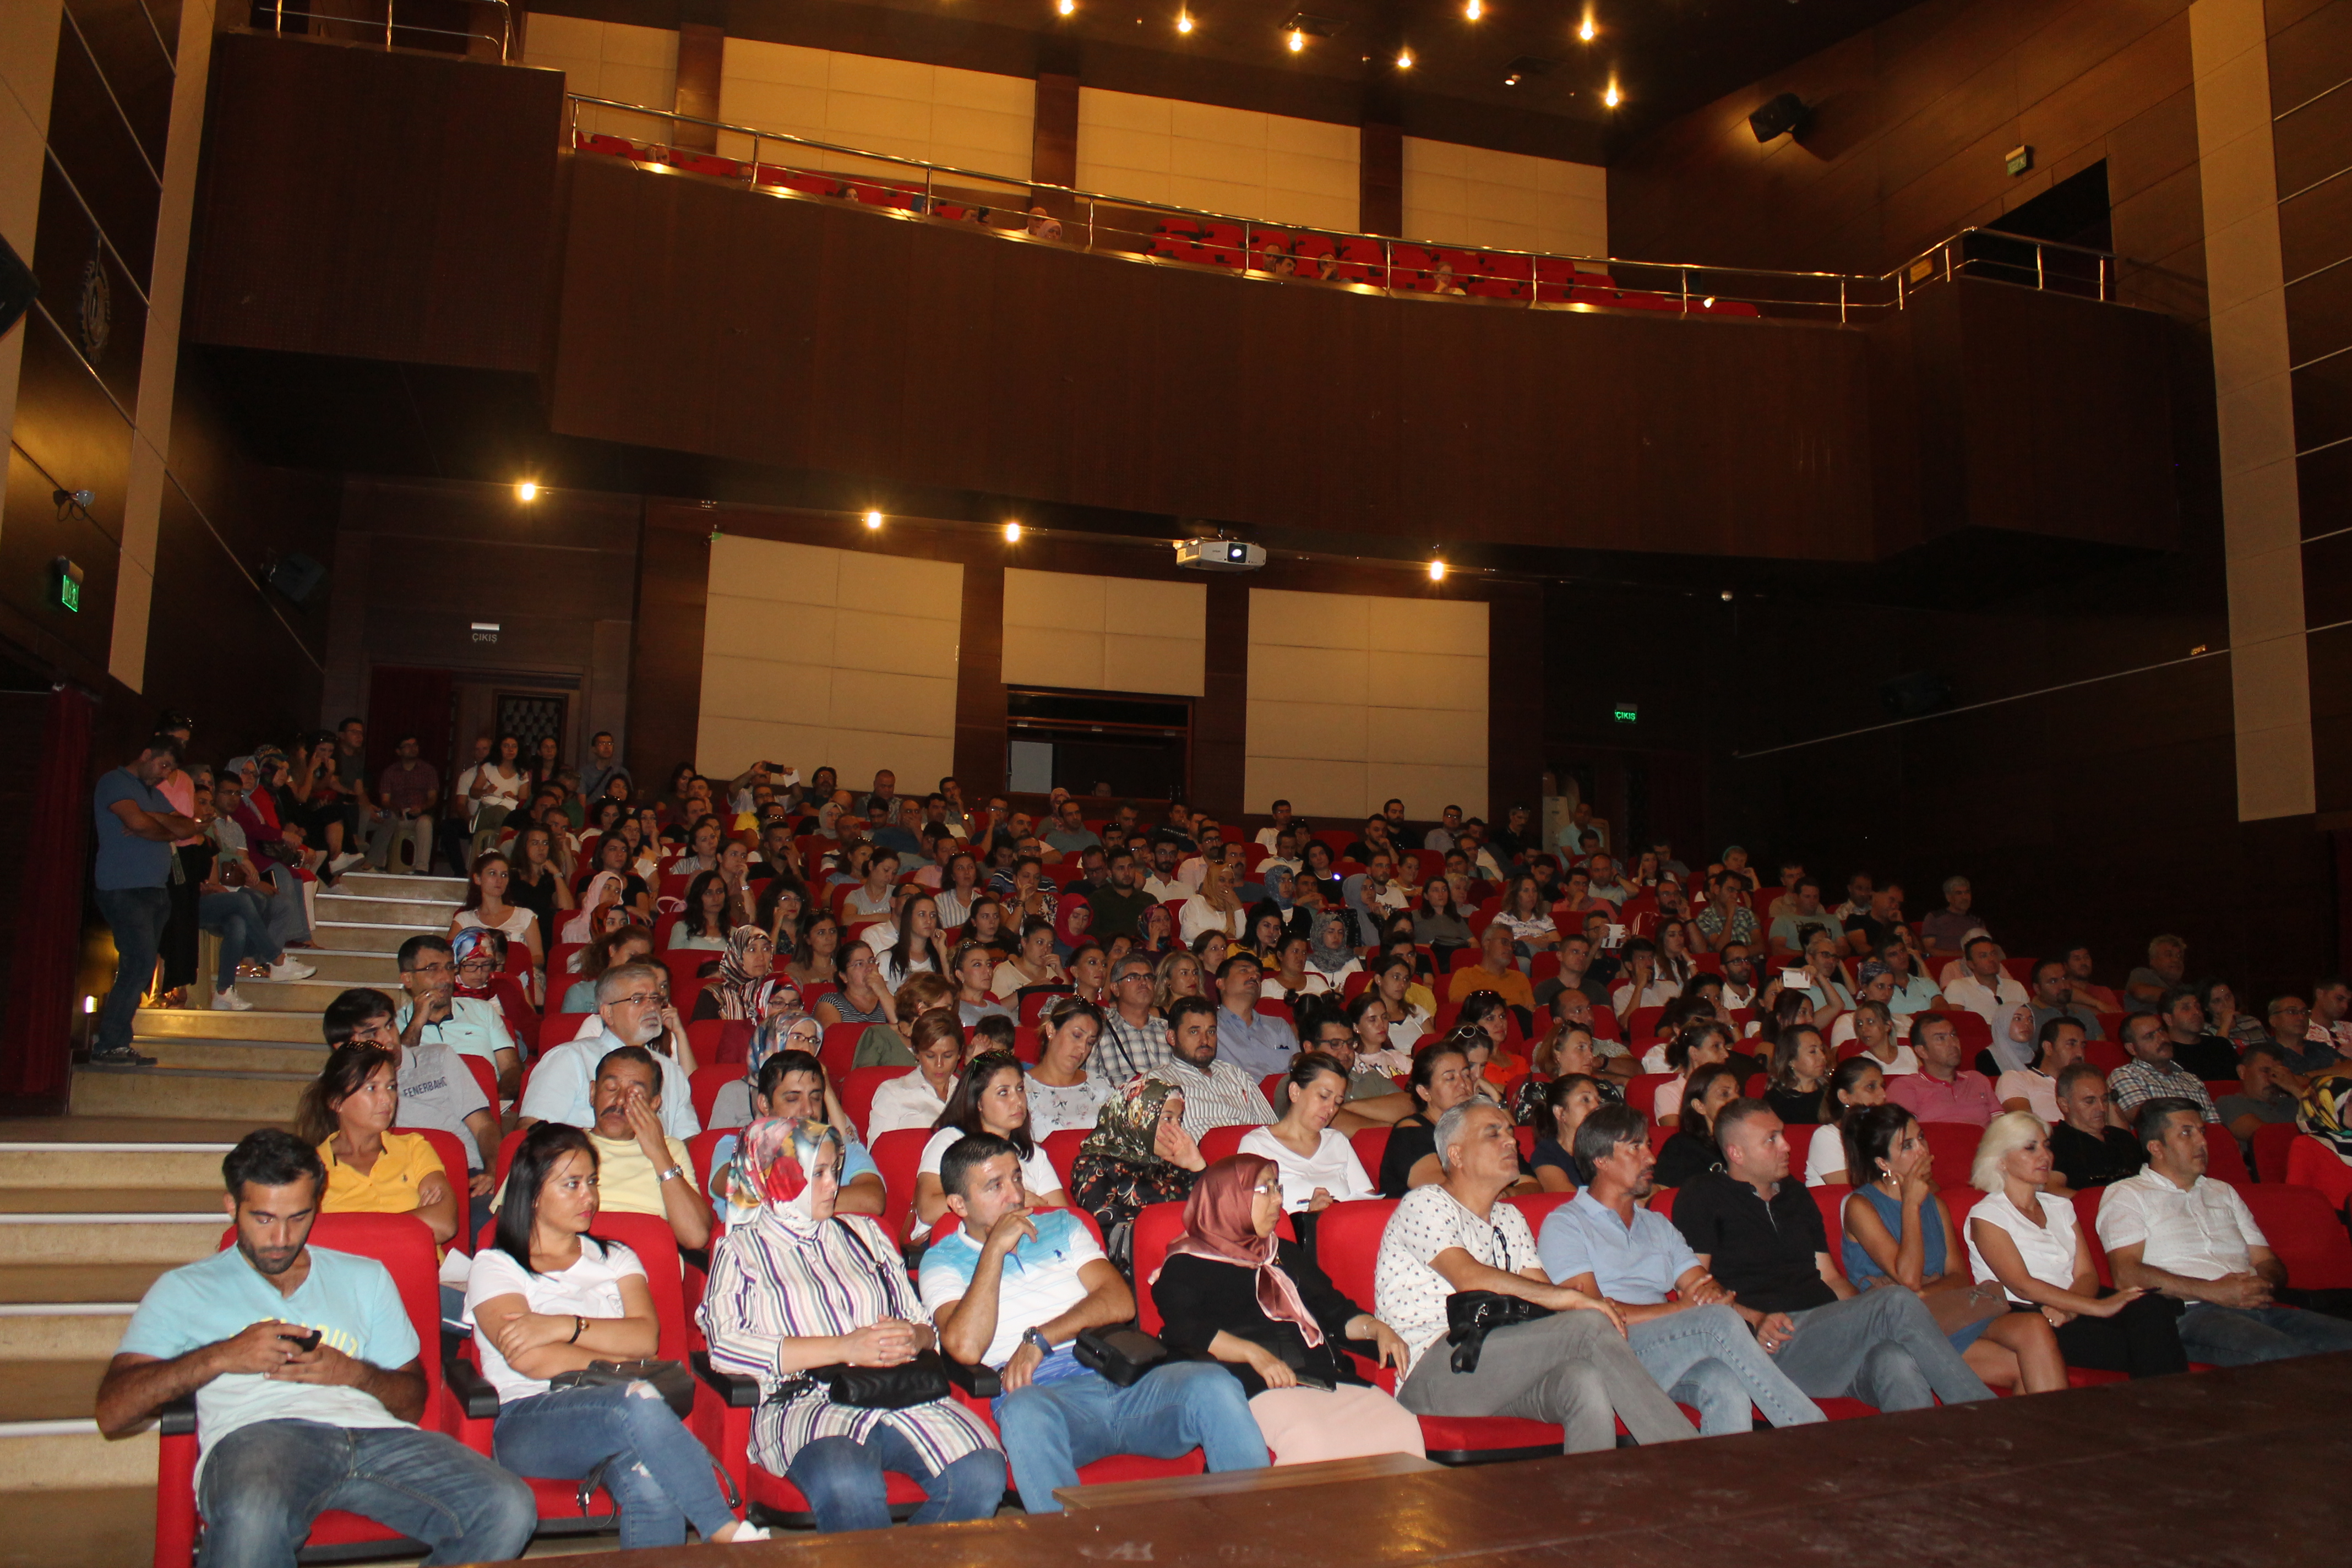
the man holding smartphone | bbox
[95,1130,533,1565]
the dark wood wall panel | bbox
[186,31,563,371]
[553,157,1882,562]
[625,510,705,786]
[954,560,1008,792]
[1608,0,2206,322]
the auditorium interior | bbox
[0,0,2348,1561]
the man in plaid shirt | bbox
[1092,953,1170,1084]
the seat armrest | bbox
[158,1396,198,1437]
[943,1357,1000,1400]
[691,1351,764,1409]
[443,1354,502,1420]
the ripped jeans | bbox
[493,1379,736,1548]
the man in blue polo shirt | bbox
[1537,1104,1824,1434]
[921,1132,1265,1512]
[96,1130,531,1566]
[90,734,204,1068]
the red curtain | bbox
[365,666,457,782]
[0,685,92,1101]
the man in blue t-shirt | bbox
[920,1131,1265,1512]
[89,734,202,1068]
[96,1130,532,1566]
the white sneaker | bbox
[328,852,366,873]
[719,1523,770,1544]
[212,987,253,1012]
[268,958,316,982]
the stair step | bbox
[71,1068,308,1124]
[217,977,360,1012]
[0,1303,141,1360]
[0,1482,156,1558]
[0,1213,222,1266]
[338,871,470,900]
[133,1009,319,1042]
[316,894,465,926]
[141,1039,328,1075]
[0,1424,156,1491]
[0,1189,222,1216]
[0,1264,176,1307]
[310,918,445,951]
[277,948,402,983]
[0,1360,107,1424]
[0,1143,235,1190]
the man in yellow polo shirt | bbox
[578,1046,712,1251]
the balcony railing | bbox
[562,92,2116,322]
[257,2,511,62]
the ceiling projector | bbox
[1175,538,1266,571]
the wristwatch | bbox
[657,1163,685,1184]
[1021,1326,1053,1357]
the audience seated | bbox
[518,962,700,1141]
[1962,1112,2187,1379]
[2046,1063,2146,1193]
[1669,1100,1995,1412]
[708,1038,886,1224]
[296,1043,461,1249]
[1536,1103,1824,1434]
[2094,1098,2352,1364]
[1239,1052,1380,1219]
[327,987,497,1202]
[1027,996,1110,1137]
[1147,995,1276,1139]
[467,1121,766,1545]
[1837,1107,2064,1393]
[2215,1041,2302,1152]
[701,1118,1005,1530]
[510,1045,711,1249]
[1373,1101,1696,1450]
[1149,1155,1423,1462]
[867,1014,966,1137]
[96,1131,534,1563]
[1212,954,1299,1078]
[1994,1016,2089,1124]
[1380,1037,1511,1196]
[1885,1013,1996,1128]
[1069,1075,1207,1269]
[1652,1064,1739,1188]
[922,1132,1268,1511]
[2109,1011,2224,1122]
[397,934,522,1101]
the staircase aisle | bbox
[1,873,469,1568]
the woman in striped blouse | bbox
[700,1118,1005,1532]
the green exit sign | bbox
[49,556,83,613]
[1613,702,1638,725]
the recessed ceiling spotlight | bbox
[1287,27,1304,49]
[1465,0,1482,18]
[1603,77,1622,108]
[863,509,884,529]
[1396,46,1414,67]
[1057,0,1074,14]
[1577,12,1596,42]
[1428,558,1447,582]
[1003,521,1024,542]
[1176,9,1193,30]
[515,481,538,502]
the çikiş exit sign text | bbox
[1613,703,1638,725]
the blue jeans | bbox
[784,1422,1005,1532]
[196,1417,532,1568]
[992,1362,1267,1513]
[494,1379,736,1548]
[198,889,277,987]
[1774,1286,1995,1411]
[1628,1304,1826,1434]
[94,885,171,1052]
[258,863,310,947]
[2179,1302,2352,1365]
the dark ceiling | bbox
[552,0,1928,157]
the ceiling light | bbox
[1287,28,1305,50]
[1428,558,1447,582]
[1003,521,1023,543]
[1577,13,1596,42]
[1465,0,1482,18]
[863,509,884,529]
[1396,47,1414,67]
[515,481,538,502]
[1057,0,1074,14]
[1603,78,1622,108]
[1177,10,1193,30]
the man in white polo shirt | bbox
[2096,1098,2352,1365]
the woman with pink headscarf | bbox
[1147,1153,1422,1463]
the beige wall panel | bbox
[1365,649,1486,709]
[1103,634,1204,696]
[1001,625,1107,689]
[834,608,962,674]
[1244,755,1369,822]
[1248,698,1370,761]
[1078,87,1358,230]
[1003,568,1205,694]
[828,668,957,734]
[711,534,841,605]
[703,595,835,660]
[1366,705,1487,765]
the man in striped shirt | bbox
[1147,996,1275,1140]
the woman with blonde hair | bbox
[1153,948,1205,1012]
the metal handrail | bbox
[560,91,2122,316]
[263,1,510,62]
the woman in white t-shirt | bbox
[1025,995,1109,1139]
[1837,998,1917,1077]
[451,852,543,972]
[863,1016,963,1138]
[1964,1110,2186,1379]
[911,1050,1066,1226]
[465,1121,767,1545]
[1239,1052,1377,1213]
[1803,1058,1888,1186]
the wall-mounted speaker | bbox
[1749,92,1813,143]
[1879,670,1954,720]
[266,552,328,606]
[0,234,35,340]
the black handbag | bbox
[1444,1292,1554,1375]
[548,1358,696,1419]
[797,1218,953,1409]
[1072,1326,1170,1387]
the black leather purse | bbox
[1444,1292,1553,1374]
[797,1218,952,1409]
[1072,1326,1170,1387]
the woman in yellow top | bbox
[296,1043,461,1247]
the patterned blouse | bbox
[700,1210,999,1476]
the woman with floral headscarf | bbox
[1149,1154,1420,1464]
[692,925,796,1024]
[702,1119,1005,1532]
[1067,1075,1208,1272]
